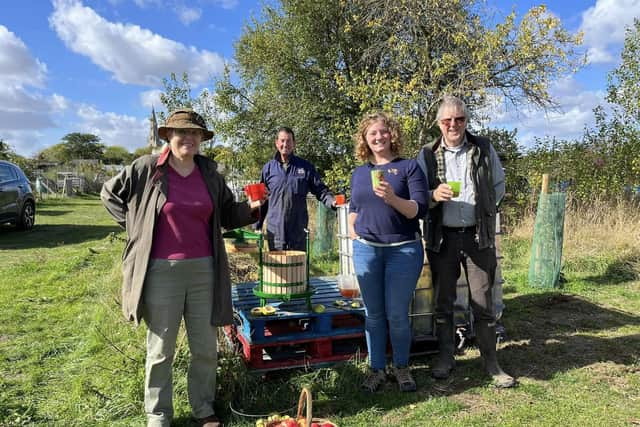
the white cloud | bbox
[75,104,149,152]
[579,0,640,64]
[176,5,202,25]
[131,0,237,21]
[482,76,607,148]
[49,0,225,86]
[0,25,66,153]
[0,86,50,115]
[0,110,56,131]
[214,0,239,9]
[50,94,69,112]
[1,129,50,157]
[133,0,239,9]
[208,23,228,33]
[132,0,162,7]
[0,25,47,88]
[140,89,163,109]
[0,85,68,126]
[3,103,150,156]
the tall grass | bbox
[509,196,640,281]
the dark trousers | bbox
[266,229,306,251]
[427,228,497,324]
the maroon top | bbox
[150,165,214,259]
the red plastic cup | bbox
[335,194,346,205]
[244,183,266,201]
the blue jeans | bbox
[352,239,424,370]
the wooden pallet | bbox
[223,324,439,371]
[229,277,440,371]
[232,277,366,345]
[229,277,365,370]
[224,325,367,371]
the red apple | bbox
[310,423,320,427]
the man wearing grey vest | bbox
[417,96,515,388]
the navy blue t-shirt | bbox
[349,158,428,244]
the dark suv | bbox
[0,160,35,230]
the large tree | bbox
[132,146,153,159]
[0,139,31,175]
[208,0,582,184]
[102,145,134,165]
[475,127,530,216]
[37,143,67,163]
[36,133,105,163]
[0,139,12,160]
[60,133,104,160]
[607,18,640,125]
[519,17,640,204]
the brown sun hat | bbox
[158,109,214,141]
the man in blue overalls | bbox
[256,127,336,250]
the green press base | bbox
[252,286,315,310]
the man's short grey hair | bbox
[436,95,470,120]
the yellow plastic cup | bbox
[448,181,461,197]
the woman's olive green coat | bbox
[101,150,257,326]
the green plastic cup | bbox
[371,169,385,190]
[448,181,461,197]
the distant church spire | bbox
[148,106,162,154]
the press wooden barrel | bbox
[261,250,307,295]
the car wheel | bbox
[17,200,35,230]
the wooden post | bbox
[541,174,549,194]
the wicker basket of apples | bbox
[255,388,337,427]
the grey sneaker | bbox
[391,366,417,392]
[361,369,387,392]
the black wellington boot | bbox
[432,316,456,379]
[475,320,516,388]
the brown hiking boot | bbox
[391,366,417,392]
[361,369,387,392]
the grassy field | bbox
[1,195,639,426]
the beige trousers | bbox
[142,257,217,427]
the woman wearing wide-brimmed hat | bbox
[101,109,265,427]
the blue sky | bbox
[1,0,639,157]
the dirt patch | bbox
[582,361,639,390]
[449,392,499,415]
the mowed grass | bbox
[1,195,639,426]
